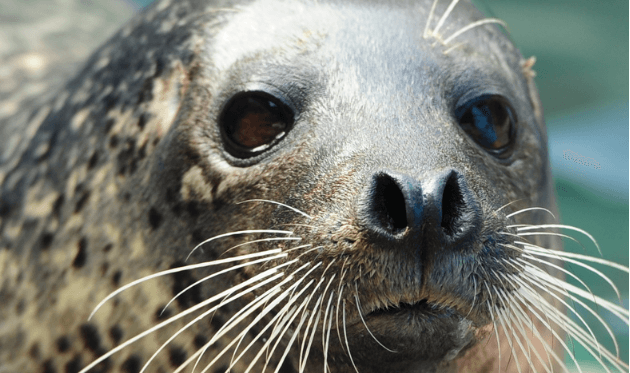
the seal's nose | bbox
[361,169,481,250]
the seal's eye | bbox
[220,92,294,158]
[456,95,516,158]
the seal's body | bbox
[1,0,627,372]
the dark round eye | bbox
[455,95,516,158]
[220,92,294,158]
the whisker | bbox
[433,0,460,36]
[520,266,604,356]
[510,224,601,256]
[220,236,301,258]
[443,18,508,45]
[237,199,313,219]
[508,277,578,373]
[422,0,440,38]
[187,229,294,260]
[301,275,337,373]
[354,284,396,353]
[88,249,282,320]
[343,300,361,373]
[140,273,284,373]
[521,242,624,302]
[506,207,557,220]
[323,291,336,373]
[521,242,629,273]
[78,267,285,373]
[262,282,316,373]
[161,253,287,316]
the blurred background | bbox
[2,0,627,370]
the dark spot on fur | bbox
[148,207,162,230]
[279,359,296,373]
[74,190,90,213]
[103,93,118,112]
[121,355,142,373]
[194,334,208,349]
[56,336,71,353]
[109,325,123,345]
[102,244,113,253]
[42,359,57,373]
[112,270,122,287]
[153,137,160,146]
[186,201,200,217]
[88,152,99,170]
[168,346,187,367]
[137,79,153,105]
[65,354,82,373]
[191,229,204,246]
[137,113,146,130]
[170,261,202,308]
[109,135,119,148]
[213,366,228,373]
[155,304,172,321]
[16,298,26,315]
[166,188,183,215]
[210,314,224,331]
[104,118,115,134]
[53,194,65,218]
[40,232,54,250]
[138,142,146,160]
[100,262,109,276]
[29,342,40,358]
[117,138,137,175]
[123,192,131,202]
[80,323,101,352]
[72,238,87,268]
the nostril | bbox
[372,174,408,234]
[441,173,465,236]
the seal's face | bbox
[3,0,626,372]
[170,0,556,371]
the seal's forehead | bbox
[211,0,345,71]
[209,0,515,75]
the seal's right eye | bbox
[220,92,294,158]
[455,94,516,159]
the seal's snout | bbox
[361,169,481,250]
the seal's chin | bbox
[349,299,475,367]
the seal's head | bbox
[2,0,627,372]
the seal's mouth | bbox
[368,299,438,317]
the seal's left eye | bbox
[456,95,516,158]
[220,92,294,158]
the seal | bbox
[1,0,627,372]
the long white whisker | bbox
[301,275,337,373]
[522,241,628,273]
[343,300,360,373]
[237,199,313,219]
[423,0,440,38]
[88,249,283,320]
[78,267,284,373]
[521,243,624,302]
[187,230,294,260]
[354,286,396,352]
[443,18,508,45]
[140,272,284,373]
[510,224,601,255]
[506,207,556,220]
[433,0,460,36]
[161,253,287,315]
